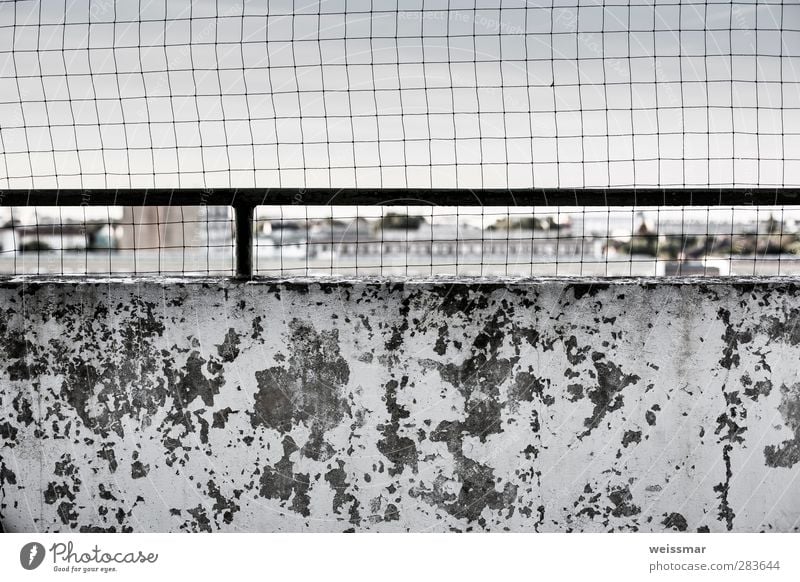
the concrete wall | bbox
[1,277,799,533]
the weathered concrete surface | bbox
[1,277,799,533]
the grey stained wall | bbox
[1,277,799,533]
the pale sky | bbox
[1,0,798,192]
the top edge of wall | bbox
[1,275,800,287]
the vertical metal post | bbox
[234,204,254,279]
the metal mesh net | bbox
[1,1,799,277]
[0,0,797,190]
[2,204,800,277]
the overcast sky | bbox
[0,0,798,192]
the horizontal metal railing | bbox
[1,188,798,208]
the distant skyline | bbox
[3,204,799,235]
[1,0,798,191]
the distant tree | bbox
[19,239,52,252]
[376,213,426,230]
[487,216,551,230]
[765,214,781,234]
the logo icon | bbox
[20,542,46,570]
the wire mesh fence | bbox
[254,205,800,277]
[1,1,799,278]
[3,204,800,277]
[0,205,234,275]
[0,0,798,191]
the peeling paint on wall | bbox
[1,277,799,532]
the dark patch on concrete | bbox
[608,485,640,518]
[715,390,747,445]
[0,461,17,487]
[250,367,296,433]
[0,306,49,380]
[718,308,752,370]
[0,422,18,445]
[12,392,34,425]
[434,307,518,443]
[436,285,490,318]
[184,505,213,533]
[574,483,605,523]
[581,357,641,437]
[434,324,449,356]
[258,436,311,517]
[98,484,117,501]
[177,351,224,408]
[97,446,118,473]
[44,481,75,505]
[195,413,210,444]
[131,460,150,480]
[216,328,241,362]
[565,336,590,366]
[377,376,418,476]
[56,501,78,526]
[509,370,555,407]
[385,292,410,352]
[764,382,800,468]
[567,384,584,402]
[207,480,240,525]
[251,316,264,340]
[325,460,361,527]
[570,283,609,301]
[301,430,336,462]
[760,308,800,347]
[622,430,642,447]
[713,444,735,531]
[421,419,518,525]
[744,380,772,402]
[49,299,172,440]
[40,454,83,528]
[384,503,399,522]
[662,512,689,531]
[212,407,237,429]
[251,319,351,441]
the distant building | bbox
[0,220,119,252]
[200,206,234,250]
[120,206,201,251]
[257,218,586,258]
